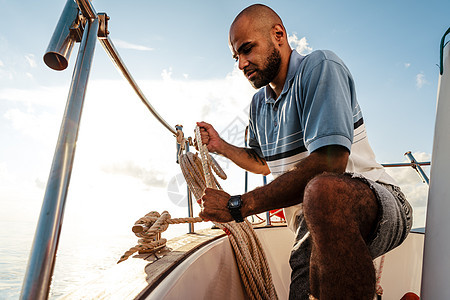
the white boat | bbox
[55,225,424,299]
[18,0,450,299]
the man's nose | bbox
[238,56,249,70]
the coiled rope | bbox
[118,126,278,300]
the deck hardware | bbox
[43,0,80,70]
[97,13,109,39]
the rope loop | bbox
[119,125,277,299]
[118,211,203,263]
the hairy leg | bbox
[303,173,378,299]
[309,247,320,297]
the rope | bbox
[177,126,277,300]
[117,211,203,263]
[375,254,386,296]
[118,126,277,299]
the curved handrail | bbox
[99,36,177,136]
[77,0,177,136]
[440,27,450,75]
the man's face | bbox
[229,19,281,89]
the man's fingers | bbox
[197,121,212,130]
[194,124,210,147]
[199,210,210,222]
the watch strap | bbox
[228,195,244,223]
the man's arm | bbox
[196,121,270,175]
[199,145,349,222]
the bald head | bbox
[230,4,285,38]
[229,4,292,94]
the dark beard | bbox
[249,47,282,89]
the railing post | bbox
[185,142,195,233]
[20,17,99,300]
[263,176,271,226]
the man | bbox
[198,4,412,299]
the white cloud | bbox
[288,33,313,55]
[416,72,428,88]
[114,39,153,51]
[0,60,4,67]
[101,161,167,188]
[0,85,67,107]
[404,63,411,68]
[161,68,172,80]
[0,162,9,182]
[4,108,61,142]
[25,54,37,68]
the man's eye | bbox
[243,46,252,54]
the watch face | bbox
[228,196,242,208]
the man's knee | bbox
[303,173,344,220]
[303,173,378,239]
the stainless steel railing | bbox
[20,11,99,300]
[21,0,177,298]
[99,35,176,135]
[382,151,430,185]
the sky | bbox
[1,0,449,297]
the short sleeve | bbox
[300,57,354,153]
[248,99,265,159]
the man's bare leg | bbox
[303,173,379,299]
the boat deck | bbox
[60,228,226,299]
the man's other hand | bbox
[199,188,233,223]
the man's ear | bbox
[272,24,286,45]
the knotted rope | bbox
[117,211,203,263]
[118,126,277,299]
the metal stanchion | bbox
[20,16,99,300]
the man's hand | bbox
[196,121,270,175]
[196,121,224,154]
[199,188,233,223]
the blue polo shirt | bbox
[248,50,396,228]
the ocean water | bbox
[0,196,208,299]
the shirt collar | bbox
[264,50,305,104]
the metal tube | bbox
[43,0,79,70]
[20,18,99,300]
[382,162,431,168]
[75,0,97,19]
[185,143,195,233]
[262,176,271,226]
[405,151,430,185]
[99,36,177,136]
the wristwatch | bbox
[227,195,244,223]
